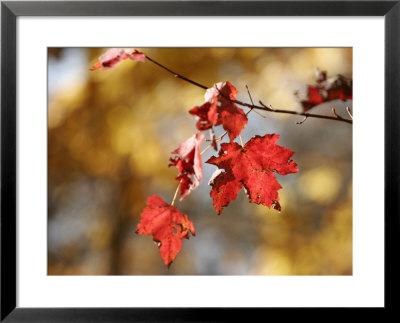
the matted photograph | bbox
[3,0,396,317]
[48,47,353,275]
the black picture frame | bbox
[1,1,399,321]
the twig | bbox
[259,101,352,124]
[245,85,266,118]
[296,116,308,125]
[332,107,341,119]
[346,106,353,120]
[331,107,347,122]
[146,55,208,90]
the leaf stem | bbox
[171,183,180,206]
[239,135,244,148]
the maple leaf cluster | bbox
[298,68,353,111]
[137,81,298,266]
[91,49,299,267]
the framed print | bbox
[1,0,399,321]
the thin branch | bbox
[245,85,266,118]
[145,55,352,125]
[146,55,208,90]
[296,116,308,125]
[259,101,352,124]
[346,106,353,120]
[246,85,254,105]
[331,107,341,119]
[331,107,349,123]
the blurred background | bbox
[48,48,352,275]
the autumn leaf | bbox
[206,134,298,214]
[169,132,204,200]
[188,98,218,131]
[136,195,195,267]
[189,82,247,142]
[298,68,352,111]
[90,48,145,71]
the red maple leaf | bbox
[298,68,352,111]
[206,134,298,214]
[136,195,195,267]
[189,82,248,142]
[169,132,204,200]
[90,48,145,71]
[188,99,218,131]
